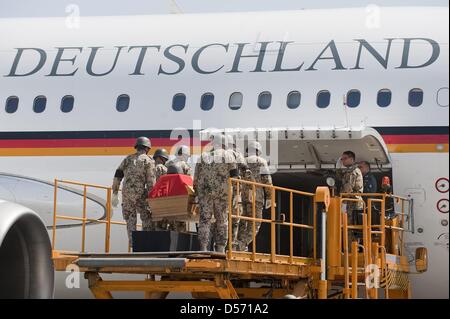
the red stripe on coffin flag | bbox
[149,174,194,198]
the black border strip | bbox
[0,127,447,140]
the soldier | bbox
[112,137,156,247]
[166,145,192,176]
[194,134,238,253]
[336,151,364,244]
[153,148,169,181]
[358,161,378,194]
[235,141,273,251]
[152,148,174,231]
[225,134,251,244]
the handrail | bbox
[52,179,132,255]
[340,191,411,299]
[227,178,319,265]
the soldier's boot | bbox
[214,244,226,253]
[199,243,209,251]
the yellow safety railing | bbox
[341,193,412,256]
[52,179,130,255]
[339,193,412,299]
[227,178,320,265]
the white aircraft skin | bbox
[0,7,448,298]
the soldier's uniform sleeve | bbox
[351,169,363,194]
[112,157,127,193]
[228,151,239,177]
[237,153,250,178]
[259,158,273,200]
[193,160,202,194]
[155,164,167,181]
[145,158,156,192]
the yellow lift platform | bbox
[51,178,427,299]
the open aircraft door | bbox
[200,126,391,172]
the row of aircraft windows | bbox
[3,89,425,114]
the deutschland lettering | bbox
[4,38,440,77]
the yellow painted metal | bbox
[289,192,294,264]
[315,186,331,210]
[228,178,233,260]
[51,178,418,299]
[370,242,379,299]
[318,280,328,299]
[105,189,112,253]
[379,245,389,299]
[252,184,257,258]
[270,187,276,263]
[327,198,341,280]
[82,186,87,253]
[313,196,317,260]
[342,211,350,299]
[351,241,358,299]
[52,179,58,252]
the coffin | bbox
[148,174,199,222]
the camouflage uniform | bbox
[166,158,192,175]
[194,149,237,251]
[236,155,272,251]
[155,163,168,181]
[113,149,156,246]
[228,148,250,243]
[337,165,364,244]
[337,164,364,212]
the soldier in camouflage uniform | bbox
[336,151,364,244]
[152,148,176,231]
[153,148,169,181]
[235,141,272,251]
[112,137,156,247]
[194,134,238,252]
[225,134,251,244]
[166,145,192,176]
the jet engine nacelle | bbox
[0,200,54,298]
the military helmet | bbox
[225,134,235,149]
[176,145,190,157]
[153,148,169,160]
[247,141,262,153]
[167,163,183,174]
[135,136,151,149]
[210,133,226,148]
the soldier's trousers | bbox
[122,207,152,247]
[198,197,229,249]
[209,204,240,248]
[236,201,264,250]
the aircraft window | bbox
[33,96,47,113]
[172,93,186,111]
[229,92,243,110]
[201,93,214,111]
[437,87,449,107]
[346,90,361,108]
[5,96,19,114]
[287,91,301,109]
[317,90,331,108]
[258,91,272,109]
[377,89,392,107]
[409,89,423,107]
[116,94,130,112]
[61,95,74,113]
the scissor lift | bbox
[51,178,424,299]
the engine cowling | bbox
[0,200,54,298]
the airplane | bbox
[0,6,448,298]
